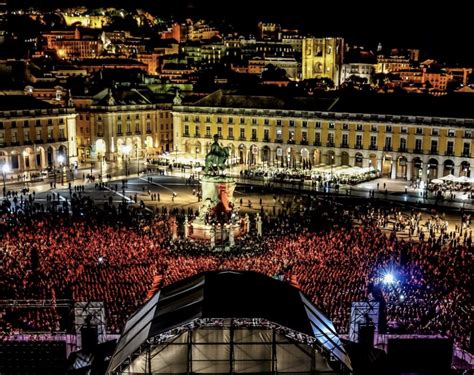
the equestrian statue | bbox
[204,134,230,174]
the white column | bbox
[391,161,397,179]
[422,163,428,181]
[437,163,444,179]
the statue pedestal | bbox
[189,175,245,246]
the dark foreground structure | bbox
[107,271,353,375]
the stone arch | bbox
[117,139,125,155]
[145,136,153,150]
[397,156,407,179]
[443,159,454,176]
[354,152,363,168]
[369,153,377,170]
[47,146,55,166]
[286,146,296,168]
[412,157,423,180]
[340,151,349,166]
[226,143,236,164]
[261,145,271,164]
[95,139,106,154]
[300,147,310,169]
[184,140,192,154]
[22,148,35,170]
[249,144,259,165]
[460,161,470,177]
[0,151,7,166]
[427,158,439,180]
[36,146,46,169]
[313,149,321,165]
[238,144,246,164]
[276,146,283,166]
[382,154,393,177]
[326,150,335,165]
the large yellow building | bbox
[74,89,173,162]
[0,95,77,173]
[302,37,344,85]
[173,90,474,181]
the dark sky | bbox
[11,0,474,64]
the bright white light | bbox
[57,155,65,164]
[383,273,395,284]
[2,164,10,174]
[98,256,104,264]
[121,145,132,155]
[399,294,405,302]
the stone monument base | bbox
[190,221,244,242]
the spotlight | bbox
[399,294,405,302]
[383,273,395,285]
[98,256,105,264]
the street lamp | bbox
[460,195,468,235]
[57,154,65,186]
[2,163,10,197]
[121,144,131,179]
[330,154,335,181]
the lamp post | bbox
[460,195,467,235]
[57,154,65,186]
[330,154,334,181]
[121,145,131,180]
[136,144,140,177]
[2,163,10,197]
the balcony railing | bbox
[300,140,309,145]
[194,133,200,138]
[184,132,190,137]
[445,151,454,156]
[369,145,378,150]
[239,136,246,141]
[314,141,321,146]
[398,147,407,152]
[355,144,363,149]
[326,142,335,147]
[275,139,283,143]
[263,138,271,143]
[383,146,392,151]
[251,137,258,142]
[340,143,349,148]
[462,152,471,157]
[430,150,438,155]
[287,139,295,144]
[227,135,234,140]
[146,129,152,134]
[413,148,424,154]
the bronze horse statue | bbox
[204,135,230,174]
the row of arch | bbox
[183,141,472,178]
[0,145,68,171]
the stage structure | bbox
[349,301,380,344]
[107,271,353,375]
[74,302,107,350]
[189,135,246,246]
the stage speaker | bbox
[358,324,375,348]
[81,326,98,352]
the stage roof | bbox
[108,271,351,373]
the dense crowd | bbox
[0,198,471,353]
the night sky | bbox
[10,0,473,64]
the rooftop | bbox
[0,95,55,110]
[187,90,474,120]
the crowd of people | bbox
[0,195,471,355]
